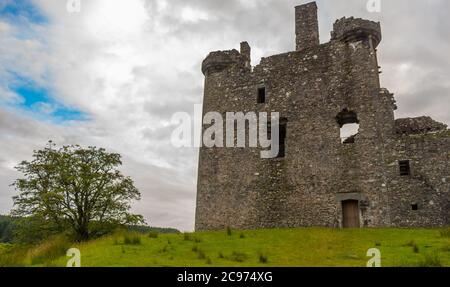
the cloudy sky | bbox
[0,0,449,231]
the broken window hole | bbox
[336,109,359,144]
[340,123,360,144]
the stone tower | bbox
[196,2,450,231]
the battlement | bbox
[331,17,382,47]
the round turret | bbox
[201,49,243,76]
[331,17,382,48]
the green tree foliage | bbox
[11,142,144,241]
[0,215,15,243]
[12,216,63,244]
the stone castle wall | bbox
[195,2,450,231]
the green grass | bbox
[0,243,13,257]
[2,228,450,267]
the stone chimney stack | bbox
[295,2,320,51]
[240,41,251,68]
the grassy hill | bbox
[1,228,449,267]
[0,243,11,252]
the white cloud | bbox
[181,7,210,22]
[0,86,22,104]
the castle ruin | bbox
[196,2,450,230]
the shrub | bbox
[184,233,193,241]
[239,233,245,239]
[218,252,224,259]
[191,244,207,260]
[159,245,168,253]
[405,240,420,253]
[197,249,206,260]
[418,254,442,267]
[441,244,450,252]
[439,229,450,238]
[0,243,12,253]
[259,253,268,264]
[226,227,232,236]
[206,257,212,265]
[148,232,158,239]
[123,233,141,245]
[29,236,71,265]
[229,251,247,262]
[405,240,419,253]
[405,240,415,247]
[12,216,63,244]
[0,246,28,267]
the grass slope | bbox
[3,228,450,267]
[0,243,11,252]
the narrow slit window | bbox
[399,160,411,176]
[277,122,287,158]
[257,87,266,104]
[267,119,287,158]
[276,119,287,158]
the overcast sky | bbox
[0,0,449,231]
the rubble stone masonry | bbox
[196,2,450,230]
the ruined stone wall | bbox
[195,2,450,231]
[385,131,450,227]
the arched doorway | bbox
[342,200,360,228]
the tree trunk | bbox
[76,226,89,242]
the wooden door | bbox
[342,200,360,228]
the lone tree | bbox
[12,142,144,241]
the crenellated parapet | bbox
[331,17,382,48]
